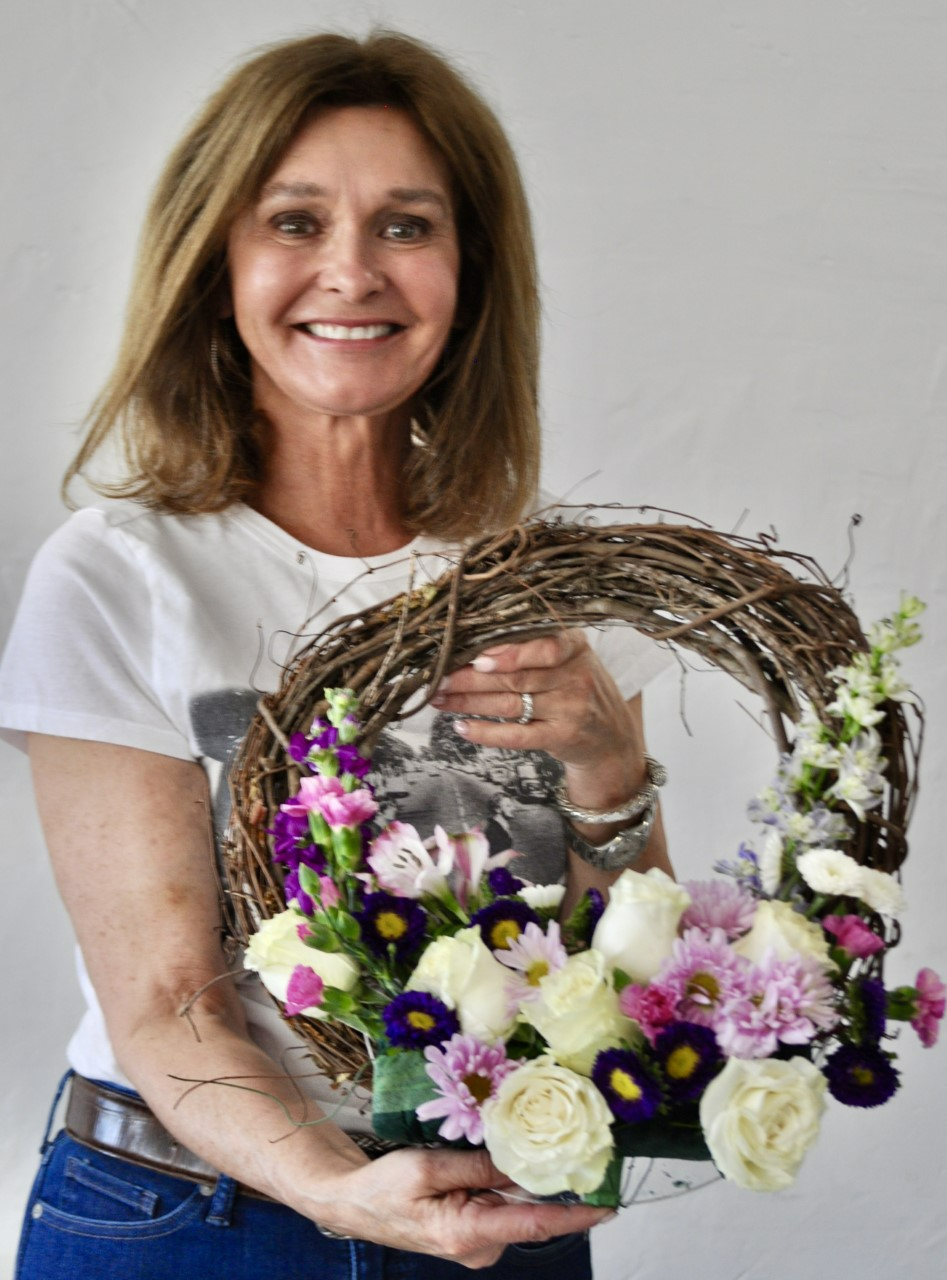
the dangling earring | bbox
[409,415,431,449]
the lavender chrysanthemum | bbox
[682,880,757,941]
[716,953,839,1059]
[658,927,752,1030]
[470,899,540,954]
[357,892,426,959]
[591,1047,662,1124]
[416,1033,521,1143]
[653,1022,723,1103]
[823,1043,900,1108]
[382,991,459,1050]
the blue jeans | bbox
[16,1076,592,1280]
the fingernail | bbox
[471,656,497,673]
[453,719,471,737]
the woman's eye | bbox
[271,212,317,237]
[384,218,430,242]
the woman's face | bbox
[227,106,460,428]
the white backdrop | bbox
[2,2,945,1277]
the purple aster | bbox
[357,891,426,959]
[470,899,541,955]
[653,1022,723,1103]
[487,866,525,896]
[416,1033,521,1143]
[586,887,605,931]
[382,991,460,1050]
[681,879,757,941]
[823,1043,900,1107]
[591,1047,662,1124]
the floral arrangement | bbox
[241,597,942,1202]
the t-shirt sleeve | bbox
[0,511,194,759]
[586,620,674,701]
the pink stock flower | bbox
[715,954,839,1059]
[619,982,678,1044]
[912,968,946,1047]
[822,914,885,959]
[285,775,378,829]
[432,826,519,906]
[416,1033,521,1144]
[682,879,757,941]
[368,821,453,898]
[284,965,325,1016]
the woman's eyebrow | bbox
[259,181,449,213]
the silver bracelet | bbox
[554,754,667,825]
[566,805,657,872]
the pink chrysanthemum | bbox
[681,879,757,941]
[912,968,946,1048]
[657,927,751,1030]
[715,954,839,1058]
[619,983,678,1044]
[416,1034,521,1144]
[496,920,567,1008]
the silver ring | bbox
[516,692,535,725]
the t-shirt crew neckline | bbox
[229,502,450,583]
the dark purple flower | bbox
[487,867,525,896]
[653,1022,723,1103]
[337,744,372,779]
[357,892,426,959]
[823,1043,900,1107]
[855,977,888,1043]
[586,887,605,931]
[591,1047,662,1124]
[470,899,541,954]
[269,809,317,867]
[382,991,460,1049]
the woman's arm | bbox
[29,734,611,1265]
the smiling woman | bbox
[0,28,671,1280]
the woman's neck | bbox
[251,409,415,557]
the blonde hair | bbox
[67,31,540,541]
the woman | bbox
[0,31,671,1278]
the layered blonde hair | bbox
[67,31,540,541]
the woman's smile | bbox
[227,106,460,430]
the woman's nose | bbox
[315,227,384,300]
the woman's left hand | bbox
[430,630,647,814]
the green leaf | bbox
[612,1118,712,1162]
[371,1051,445,1146]
[582,1152,624,1208]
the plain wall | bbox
[2,2,945,1277]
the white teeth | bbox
[304,322,395,340]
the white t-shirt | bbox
[0,500,670,1123]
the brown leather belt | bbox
[64,1073,396,1203]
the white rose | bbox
[796,848,865,897]
[243,910,359,1015]
[518,883,566,912]
[700,1056,827,1191]
[481,1056,614,1196]
[407,926,515,1042]
[733,900,833,969]
[591,867,691,983]
[857,867,905,918]
[520,949,632,1075]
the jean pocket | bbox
[505,1230,591,1272]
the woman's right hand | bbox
[294,1144,612,1267]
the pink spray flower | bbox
[284,775,378,829]
[284,965,325,1016]
[911,968,946,1047]
[822,914,885,959]
[619,982,678,1044]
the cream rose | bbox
[406,926,515,1042]
[243,909,359,1015]
[733,899,833,969]
[591,867,691,983]
[700,1056,827,1191]
[519,949,632,1075]
[481,1056,614,1196]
